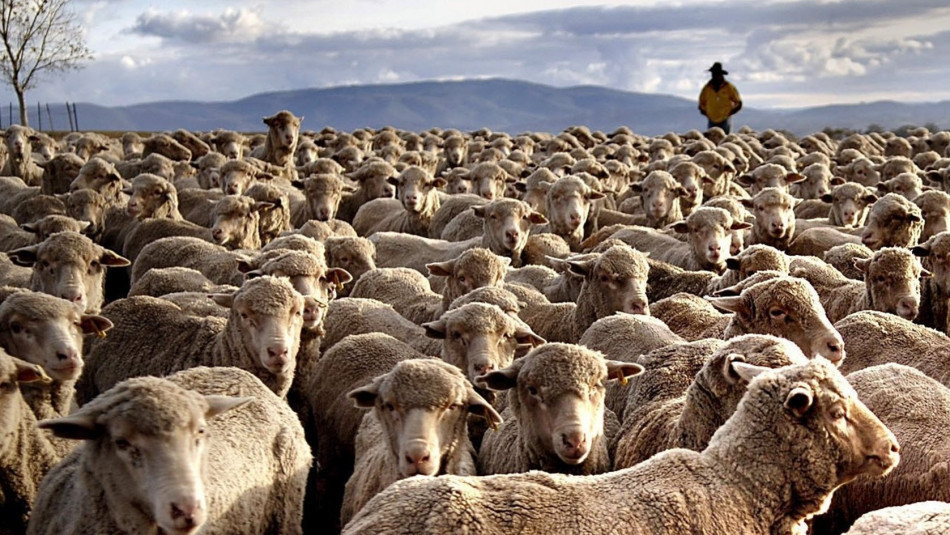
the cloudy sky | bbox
[9,0,950,110]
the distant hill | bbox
[26,78,950,136]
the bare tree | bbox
[0,0,92,126]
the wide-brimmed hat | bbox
[708,62,728,75]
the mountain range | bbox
[14,78,950,136]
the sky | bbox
[8,0,950,110]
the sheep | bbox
[0,351,59,534]
[644,243,789,302]
[736,162,805,194]
[667,160,706,215]
[605,207,751,273]
[532,175,605,251]
[38,152,84,195]
[787,226,863,257]
[692,149,737,197]
[746,186,797,251]
[218,159,270,196]
[212,130,245,159]
[352,166,446,237]
[834,311,950,380]
[122,173,181,221]
[127,266,234,298]
[63,188,108,240]
[877,171,925,200]
[248,110,302,181]
[790,249,925,323]
[336,159,397,222]
[141,132,192,161]
[836,156,881,186]
[7,231,129,313]
[207,195,269,250]
[324,236,376,296]
[0,214,87,253]
[350,267,443,325]
[477,343,642,476]
[426,247,509,316]
[843,502,950,535]
[192,151,227,189]
[613,334,810,469]
[304,332,434,531]
[466,161,512,200]
[294,138,318,166]
[811,364,950,534]
[791,162,841,200]
[29,366,311,535]
[860,192,924,250]
[702,195,753,255]
[0,290,112,419]
[913,189,950,241]
[2,125,44,186]
[68,157,126,206]
[421,301,544,386]
[245,181,292,244]
[427,193,486,239]
[912,231,950,334]
[342,358,899,535]
[627,170,688,228]
[320,298,442,356]
[799,182,878,228]
[824,243,874,280]
[170,129,210,159]
[290,173,354,225]
[76,276,313,403]
[518,244,649,343]
[340,359,501,525]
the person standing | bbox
[698,62,742,134]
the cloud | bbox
[130,7,269,43]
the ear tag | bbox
[615,369,628,386]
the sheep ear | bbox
[8,245,39,266]
[422,318,447,339]
[386,176,400,186]
[432,177,448,189]
[820,193,834,203]
[921,268,933,278]
[236,259,256,273]
[605,361,644,384]
[327,268,353,287]
[291,180,306,189]
[204,396,253,419]
[566,258,595,278]
[784,384,814,418]
[671,221,689,234]
[722,353,747,385]
[513,182,528,192]
[121,186,133,195]
[348,379,381,408]
[99,249,131,267]
[427,260,455,278]
[862,193,879,205]
[705,294,751,317]
[737,174,753,186]
[907,212,923,223]
[472,205,487,218]
[731,361,771,383]
[586,190,606,201]
[79,315,113,336]
[876,183,889,194]
[465,387,503,429]
[830,177,845,186]
[912,242,932,257]
[739,198,754,209]
[628,182,643,194]
[11,356,50,384]
[513,321,545,347]
[38,412,102,440]
[19,222,38,234]
[253,202,275,212]
[725,257,741,271]
[853,258,871,273]
[475,360,523,391]
[209,293,235,308]
[786,173,806,184]
[675,186,689,198]
[527,211,548,224]
[730,221,753,231]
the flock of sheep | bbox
[1,110,950,534]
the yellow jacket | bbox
[699,81,742,123]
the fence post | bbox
[66,101,74,131]
[46,103,53,132]
[72,103,79,131]
[36,102,42,131]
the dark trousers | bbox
[707,117,732,134]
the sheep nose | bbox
[56,348,79,362]
[897,298,919,321]
[61,290,84,304]
[211,228,223,240]
[561,431,587,452]
[505,229,520,242]
[482,191,494,200]
[626,300,648,315]
[474,362,495,376]
[170,500,203,530]
[316,209,330,221]
[267,346,289,359]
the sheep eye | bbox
[452,331,462,341]
[152,190,162,196]
[384,402,396,412]
[0,381,13,391]
[527,386,539,397]
[240,312,249,320]
[457,276,466,284]
[831,407,846,420]
[10,322,22,334]
[769,308,786,319]
[114,438,131,450]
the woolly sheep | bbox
[736,162,805,194]
[352,166,446,237]
[127,266,234,298]
[336,159,397,222]
[290,173,354,225]
[77,276,313,402]
[912,231,950,333]
[212,130,245,160]
[533,175,605,251]
[38,152,84,196]
[812,364,950,534]
[519,244,649,343]
[477,343,642,475]
[824,243,874,280]
[320,298,442,356]
[7,231,129,313]
[63,188,108,240]
[426,193,485,239]
[343,358,899,535]
[68,157,125,206]
[426,247,509,316]
[877,171,925,201]
[790,249,925,322]
[843,502,950,534]
[130,236,247,287]
[245,181,292,244]
[692,149,737,197]
[29,366,311,535]
[350,268,443,325]
[141,132,191,161]
[340,359,500,525]
[324,236,376,296]
[788,226,863,257]
[913,189,950,241]
[0,214,87,253]
[860,192,924,250]
[249,110,302,181]
[613,334,810,469]
[746,186,797,251]
[791,162,842,200]
[209,195,270,250]
[628,170,688,228]
[2,126,44,186]
[218,159,270,196]
[0,351,59,534]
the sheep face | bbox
[668,161,706,211]
[442,137,468,168]
[144,134,192,162]
[391,167,445,214]
[210,197,263,249]
[672,208,751,273]
[9,232,130,314]
[424,303,544,382]
[544,176,604,237]
[474,199,545,256]
[350,359,500,478]
[708,276,845,364]
[877,172,924,200]
[879,157,917,182]
[263,111,301,151]
[795,163,841,200]
[632,171,687,227]
[738,164,805,195]
[358,170,397,200]
[572,245,650,315]
[21,215,88,244]
[442,168,471,195]
[294,142,318,166]
[296,174,351,222]
[857,248,926,321]
[69,158,123,200]
[478,344,642,466]
[469,163,509,201]
[125,174,177,219]
[750,188,796,242]
[860,194,924,250]
[692,151,736,197]
[913,232,950,294]
[248,252,349,331]
[39,378,250,535]
[428,248,508,306]
[724,244,789,281]
[0,293,111,382]
[324,237,375,296]
[5,125,32,162]
[824,183,877,228]
[219,164,258,196]
[0,354,48,437]
[65,190,107,238]
[844,158,881,187]
[914,191,950,241]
